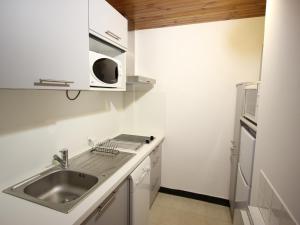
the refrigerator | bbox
[229,83,249,216]
[229,82,259,218]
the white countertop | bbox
[0,134,165,225]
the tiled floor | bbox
[150,193,233,225]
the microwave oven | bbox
[89,51,123,88]
[243,83,260,123]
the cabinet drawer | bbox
[89,0,128,50]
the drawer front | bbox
[89,0,128,49]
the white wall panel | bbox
[251,0,300,223]
[133,17,265,198]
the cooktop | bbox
[111,134,155,151]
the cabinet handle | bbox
[105,30,121,41]
[34,79,74,87]
[97,191,116,215]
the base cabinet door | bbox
[150,144,162,206]
[82,180,129,225]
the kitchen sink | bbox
[24,170,98,204]
[3,150,134,213]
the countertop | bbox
[0,133,165,225]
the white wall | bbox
[251,0,300,223]
[133,17,265,199]
[0,90,124,188]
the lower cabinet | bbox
[150,143,162,206]
[82,179,129,225]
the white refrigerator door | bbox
[239,126,256,185]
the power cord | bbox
[65,90,81,101]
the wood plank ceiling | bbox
[106,0,266,30]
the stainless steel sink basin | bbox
[3,169,99,213]
[3,150,134,213]
[24,170,98,204]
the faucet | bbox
[53,149,69,169]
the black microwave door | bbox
[92,58,119,84]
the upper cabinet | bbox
[0,0,90,90]
[89,0,128,50]
[0,0,127,90]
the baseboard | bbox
[159,187,230,207]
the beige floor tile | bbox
[204,202,232,223]
[204,216,233,225]
[150,193,233,225]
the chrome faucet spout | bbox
[53,149,69,169]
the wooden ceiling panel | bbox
[106,0,266,30]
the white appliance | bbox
[229,82,252,216]
[244,84,259,123]
[130,157,151,225]
[89,51,123,88]
[229,82,260,217]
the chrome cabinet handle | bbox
[34,79,74,87]
[105,30,121,40]
[97,191,116,215]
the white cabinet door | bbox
[0,0,89,90]
[89,0,128,50]
[150,144,162,206]
[82,180,129,225]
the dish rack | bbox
[90,139,120,155]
